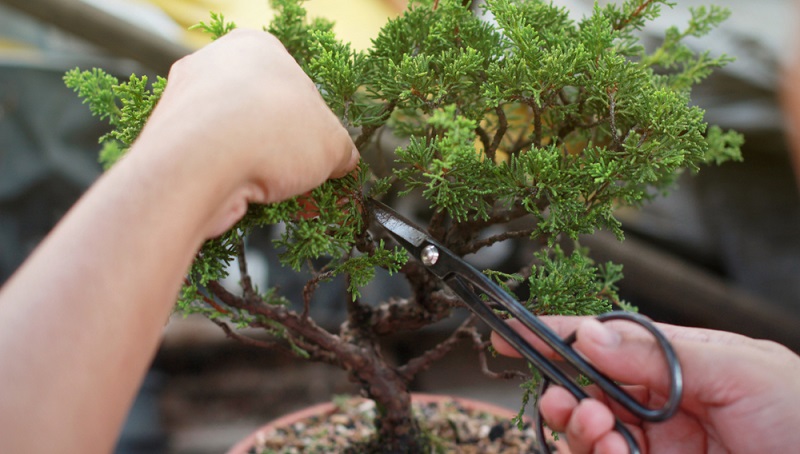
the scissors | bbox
[369,198,683,454]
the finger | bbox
[566,398,648,454]
[565,398,617,454]
[566,318,682,401]
[572,318,787,416]
[493,316,777,408]
[329,132,359,179]
[502,315,777,355]
[539,385,578,432]
[540,384,647,431]
[491,317,593,359]
[541,386,646,454]
[578,383,647,426]
[594,431,630,454]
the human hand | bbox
[132,28,359,237]
[492,317,800,453]
[0,29,359,454]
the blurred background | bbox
[0,1,798,453]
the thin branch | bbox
[608,87,621,151]
[397,315,477,381]
[400,258,445,315]
[509,110,534,156]
[211,319,292,354]
[346,276,375,333]
[613,0,657,31]
[475,125,492,159]
[302,270,335,320]
[354,101,396,149]
[620,123,639,147]
[577,116,609,130]
[457,203,530,233]
[184,277,230,314]
[463,324,529,380]
[509,138,533,156]
[557,88,570,106]
[446,204,534,257]
[235,237,256,300]
[529,99,543,148]
[428,208,449,241]
[488,106,508,159]
[463,228,535,255]
[206,280,355,369]
[370,291,461,336]
[637,129,650,148]
[506,262,535,292]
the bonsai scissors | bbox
[369,198,683,454]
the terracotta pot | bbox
[226,393,570,453]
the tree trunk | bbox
[350,353,426,453]
[372,389,423,453]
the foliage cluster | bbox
[65,0,742,450]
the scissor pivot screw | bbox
[421,244,440,266]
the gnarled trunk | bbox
[349,350,426,453]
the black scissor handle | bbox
[565,312,684,421]
[436,256,682,454]
[444,273,675,454]
[533,312,683,454]
[437,243,685,423]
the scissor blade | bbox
[369,198,430,250]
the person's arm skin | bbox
[493,317,800,454]
[0,29,357,453]
[780,2,800,190]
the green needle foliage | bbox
[64,69,167,168]
[65,0,742,450]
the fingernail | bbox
[584,319,620,348]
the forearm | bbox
[0,139,223,452]
[0,28,357,453]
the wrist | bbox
[124,129,250,242]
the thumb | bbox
[493,316,783,414]
[329,129,360,179]
[556,318,777,415]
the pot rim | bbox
[226,392,527,454]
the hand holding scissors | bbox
[370,198,683,454]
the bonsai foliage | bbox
[65,0,742,451]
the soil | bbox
[243,395,552,453]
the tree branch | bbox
[463,324,529,380]
[302,270,335,320]
[528,98,543,148]
[488,106,508,159]
[354,101,397,149]
[235,237,256,301]
[607,87,622,151]
[370,291,461,336]
[206,280,355,368]
[397,316,476,381]
[475,125,492,159]
[506,262,535,292]
[462,228,535,255]
[184,277,230,315]
[427,208,449,241]
[613,0,657,31]
[210,319,293,355]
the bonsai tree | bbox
[65,0,742,451]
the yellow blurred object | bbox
[143,0,405,49]
[0,38,35,52]
[476,102,598,164]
